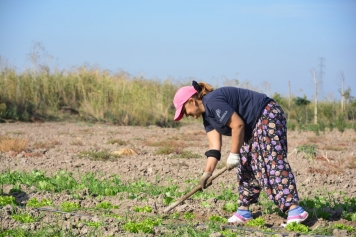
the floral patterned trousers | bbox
[237,101,299,212]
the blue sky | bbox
[0,0,355,100]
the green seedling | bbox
[245,217,266,227]
[60,201,80,212]
[11,213,35,223]
[27,198,53,208]
[296,144,317,160]
[133,206,153,213]
[208,215,227,223]
[333,223,355,233]
[183,212,194,220]
[96,201,118,209]
[222,202,237,212]
[342,211,356,222]
[201,201,211,208]
[86,221,102,228]
[171,212,180,219]
[221,229,236,237]
[163,192,175,205]
[0,196,16,206]
[285,222,309,233]
[216,188,238,201]
[122,218,162,234]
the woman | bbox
[173,81,308,224]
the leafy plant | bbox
[86,221,102,228]
[342,211,356,222]
[163,192,175,206]
[208,215,227,223]
[216,188,238,201]
[245,217,266,227]
[220,229,236,237]
[296,144,317,160]
[0,196,16,206]
[201,201,211,208]
[171,212,180,219]
[133,206,153,213]
[96,201,118,209]
[27,198,53,208]
[60,201,80,212]
[333,223,355,233]
[183,212,195,220]
[222,202,237,212]
[285,222,309,233]
[11,213,35,223]
[122,218,162,234]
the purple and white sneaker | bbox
[227,212,253,224]
[286,206,309,224]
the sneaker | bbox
[227,213,253,224]
[287,210,308,224]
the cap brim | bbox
[174,105,184,121]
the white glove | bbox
[226,153,240,170]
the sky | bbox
[0,0,355,101]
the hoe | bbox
[163,166,228,213]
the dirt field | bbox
[1,122,355,236]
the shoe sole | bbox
[228,214,253,224]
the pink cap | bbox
[173,86,197,121]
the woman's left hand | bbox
[199,172,212,189]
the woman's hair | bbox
[192,81,214,100]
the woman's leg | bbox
[237,143,262,209]
[250,101,300,212]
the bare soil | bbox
[1,122,356,236]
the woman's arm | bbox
[204,129,222,172]
[226,112,245,154]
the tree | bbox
[339,71,346,112]
[293,96,311,128]
[311,69,319,124]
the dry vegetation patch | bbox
[32,140,61,149]
[346,157,356,169]
[0,136,28,153]
[324,145,345,151]
[106,138,127,145]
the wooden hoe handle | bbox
[163,166,228,213]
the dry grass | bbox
[70,140,84,146]
[324,145,345,151]
[32,140,61,149]
[0,136,28,152]
[144,138,186,148]
[107,139,127,145]
[112,148,137,156]
[307,136,320,143]
[6,131,25,135]
[346,157,356,169]
[79,129,94,134]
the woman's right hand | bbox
[226,153,240,170]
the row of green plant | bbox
[0,169,184,202]
[1,169,356,236]
[1,196,355,237]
